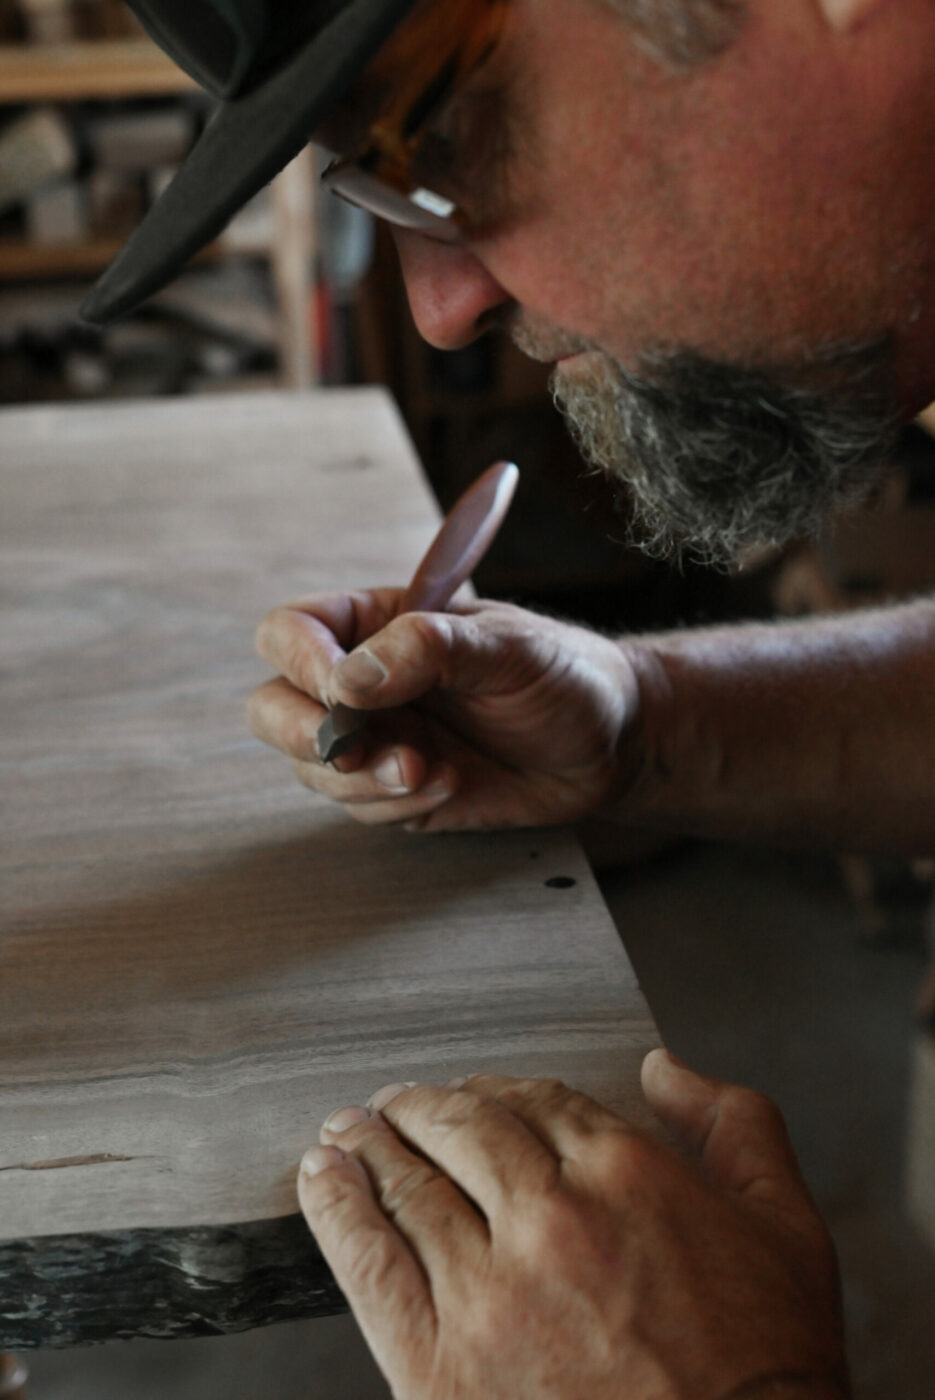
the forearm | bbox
[618,597,935,856]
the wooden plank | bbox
[0,389,658,1345]
[0,40,197,104]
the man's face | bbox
[386,0,935,563]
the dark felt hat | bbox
[80,0,419,324]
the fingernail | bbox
[820,0,860,31]
[373,754,408,793]
[300,1144,344,1178]
[334,648,388,693]
[422,779,451,800]
[367,1081,418,1112]
[444,1075,468,1090]
[643,1048,678,1078]
[322,1104,371,1134]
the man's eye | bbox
[410,129,459,190]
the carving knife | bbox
[317,458,520,763]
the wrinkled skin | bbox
[249,589,644,832]
[298,1056,849,1400]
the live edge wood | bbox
[0,389,659,1347]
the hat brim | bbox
[80,0,419,325]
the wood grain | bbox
[0,389,658,1342]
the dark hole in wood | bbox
[544,876,576,889]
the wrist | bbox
[606,635,682,824]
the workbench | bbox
[0,388,658,1347]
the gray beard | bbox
[548,345,897,568]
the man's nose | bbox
[394,230,512,350]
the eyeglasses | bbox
[321,0,507,242]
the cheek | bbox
[466,1,710,359]
[475,195,712,367]
[473,17,866,368]
[474,110,733,361]
[477,159,840,372]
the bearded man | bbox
[86,1,935,1395]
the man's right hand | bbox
[247,591,645,831]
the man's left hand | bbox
[297,1053,850,1400]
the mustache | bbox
[482,304,591,364]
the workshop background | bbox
[2,4,935,1397]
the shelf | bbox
[0,236,125,278]
[0,39,197,103]
[0,41,316,386]
[0,236,243,280]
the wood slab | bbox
[0,389,658,1346]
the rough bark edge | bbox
[0,1213,345,1348]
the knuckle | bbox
[302,1164,362,1222]
[406,610,452,647]
[326,1117,380,1150]
[500,1076,605,1131]
[389,612,451,671]
[258,606,306,666]
[440,1085,490,1121]
[592,1128,660,1192]
[293,758,320,791]
[379,1160,445,1218]
[500,1076,570,1111]
[536,1077,576,1108]
[284,713,316,760]
[727,1084,786,1132]
[257,697,313,760]
[283,637,318,696]
[529,1074,568,1097]
[253,610,279,662]
[426,1090,502,1147]
[344,1227,404,1298]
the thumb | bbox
[641,1049,810,1214]
[328,608,523,713]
